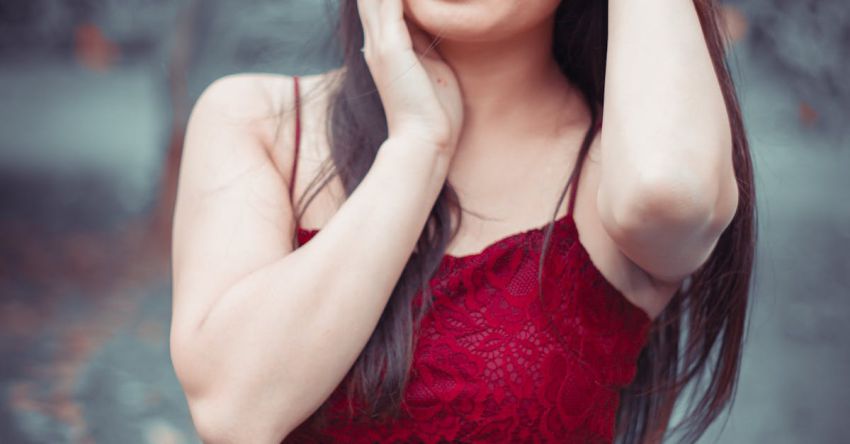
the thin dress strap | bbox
[566,117,601,218]
[290,75,302,232]
[566,164,581,218]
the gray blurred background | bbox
[0,0,848,443]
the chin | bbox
[403,0,562,42]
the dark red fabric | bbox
[284,76,652,443]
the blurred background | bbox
[0,0,847,443]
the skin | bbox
[169,0,738,441]
[400,0,738,310]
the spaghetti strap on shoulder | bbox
[290,75,302,231]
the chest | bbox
[325,245,649,443]
[292,227,652,443]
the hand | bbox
[357,0,464,156]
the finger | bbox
[357,0,381,51]
[380,0,411,50]
[382,0,402,22]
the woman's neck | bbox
[434,17,582,146]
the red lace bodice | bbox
[282,76,653,443]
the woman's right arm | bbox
[169,74,451,443]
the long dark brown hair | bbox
[286,1,756,442]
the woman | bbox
[169,0,755,442]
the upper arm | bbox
[170,73,297,352]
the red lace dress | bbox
[283,76,653,443]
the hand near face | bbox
[357,0,464,155]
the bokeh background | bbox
[0,0,848,443]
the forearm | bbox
[179,138,450,442]
[600,0,734,222]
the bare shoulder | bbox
[197,70,344,183]
[190,69,343,177]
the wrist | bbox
[380,136,453,168]
[376,137,452,188]
[389,123,456,157]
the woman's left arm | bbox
[597,0,740,287]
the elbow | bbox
[597,169,740,284]
[600,169,717,234]
[188,398,267,444]
[170,338,295,443]
[169,334,231,442]
[185,391,295,444]
[188,398,235,444]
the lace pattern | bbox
[284,214,651,444]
